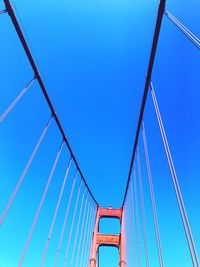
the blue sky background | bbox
[0,0,200,266]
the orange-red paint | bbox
[89,207,126,267]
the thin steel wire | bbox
[128,186,135,267]
[84,206,93,267]
[81,202,93,267]
[125,181,135,267]
[54,170,78,267]
[164,10,200,49]
[0,8,7,14]
[18,141,64,267]
[150,82,199,267]
[137,149,150,267]
[74,193,89,267]
[80,202,93,267]
[125,200,134,267]
[133,167,142,267]
[40,157,72,267]
[124,196,129,265]
[4,0,98,205]
[126,188,133,266]
[76,202,91,267]
[142,121,164,267]
[0,77,35,122]
[63,180,82,267]
[130,179,137,267]
[85,205,97,266]
[70,189,86,266]
[0,116,53,225]
[124,194,129,265]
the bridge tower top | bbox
[89,206,126,267]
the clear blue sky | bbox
[0,0,199,266]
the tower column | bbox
[120,208,126,267]
[88,207,126,267]
[89,208,99,267]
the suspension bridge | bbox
[0,0,200,266]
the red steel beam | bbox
[98,207,122,219]
[96,234,120,248]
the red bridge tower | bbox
[89,207,126,267]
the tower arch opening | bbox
[98,246,119,267]
[99,217,120,235]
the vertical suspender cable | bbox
[70,189,86,266]
[40,157,72,267]
[164,10,200,49]
[86,203,96,266]
[142,122,164,267]
[124,204,128,264]
[76,199,91,267]
[150,82,199,267]
[4,0,98,207]
[63,180,82,267]
[124,193,129,265]
[124,192,130,266]
[0,77,35,122]
[126,185,133,266]
[0,8,7,15]
[75,194,89,267]
[133,167,142,267]
[0,116,53,225]
[80,202,93,267]
[129,180,137,267]
[84,205,94,267]
[137,149,150,267]
[54,170,78,267]
[82,202,93,267]
[125,198,134,267]
[18,141,64,267]
[85,204,97,266]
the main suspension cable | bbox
[122,0,166,206]
[3,0,98,206]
